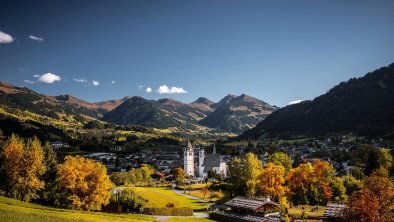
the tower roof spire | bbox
[187,140,193,151]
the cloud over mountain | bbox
[35,73,61,83]
[156,85,187,94]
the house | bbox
[224,196,279,214]
[210,196,281,222]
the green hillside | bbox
[0,195,154,222]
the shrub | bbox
[143,207,193,216]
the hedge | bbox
[143,207,193,216]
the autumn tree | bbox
[287,162,315,205]
[257,162,287,201]
[0,135,46,202]
[57,155,113,211]
[344,171,394,221]
[201,187,209,199]
[266,152,292,175]
[173,167,186,182]
[244,152,263,198]
[287,160,345,205]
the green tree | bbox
[366,148,393,175]
[228,157,245,196]
[342,174,362,196]
[266,152,292,175]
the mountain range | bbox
[0,81,277,134]
[239,63,394,139]
[102,94,277,133]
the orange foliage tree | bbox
[257,162,287,201]
[287,160,345,205]
[57,156,113,211]
[344,170,394,221]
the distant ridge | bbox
[103,94,277,133]
[239,63,394,139]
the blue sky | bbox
[0,0,393,107]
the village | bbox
[45,134,392,222]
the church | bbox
[183,141,227,178]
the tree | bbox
[342,174,362,196]
[173,167,186,182]
[257,162,287,201]
[287,160,342,205]
[37,143,59,205]
[266,152,292,175]
[201,187,209,200]
[244,152,263,198]
[111,187,147,212]
[228,157,245,196]
[207,169,216,179]
[287,162,315,205]
[366,148,393,175]
[57,155,113,211]
[140,164,154,182]
[344,171,394,221]
[0,135,46,202]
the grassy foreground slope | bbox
[134,187,209,212]
[0,196,154,222]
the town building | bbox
[183,141,227,178]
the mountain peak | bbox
[193,97,214,105]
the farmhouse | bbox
[224,196,279,214]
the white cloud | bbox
[0,31,13,44]
[156,85,187,94]
[138,85,144,90]
[289,99,304,105]
[35,73,61,83]
[146,87,152,93]
[92,80,99,86]
[29,35,44,42]
[19,68,29,72]
[111,80,116,84]
[23,80,34,84]
[73,78,88,83]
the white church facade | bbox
[183,141,227,178]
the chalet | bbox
[211,196,281,222]
[224,196,279,214]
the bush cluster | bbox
[143,207,193,216]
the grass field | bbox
[288,205,326,218]
[0,195,214,222]
[134,187,209,212]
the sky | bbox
[0,0,393,107]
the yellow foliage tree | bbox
[1,135,46,202]
[244,152,263,198]
[57,155,113,211]
[257,162,287,200]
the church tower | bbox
[198,148,205,178]
[183,140,195,177]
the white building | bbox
[183,140,195,177]
[183,141,227,178]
